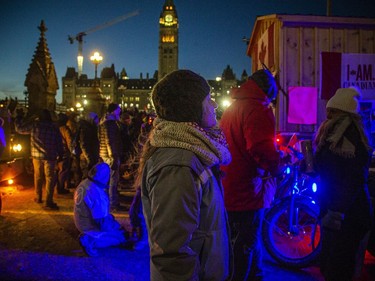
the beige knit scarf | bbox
[314,114,371,158]
[149,118,231,167]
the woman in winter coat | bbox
[136,70,233,280]
[314,87,373,281]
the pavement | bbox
[0,177,375,281]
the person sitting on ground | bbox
[73,162,128,257]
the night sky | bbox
[1,0,374,102]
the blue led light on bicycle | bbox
[285,167,291,174]
[312,182,317,193]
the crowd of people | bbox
[9,68,374,281]
[13,105,152,211]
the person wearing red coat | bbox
[220,69,281,281]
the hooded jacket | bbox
[141,147,233,281]
[220,79,280,211]
[73,163,120,232]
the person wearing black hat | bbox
[135,69,233,280]
[314,87,373,281]
[220,69,281,280]
[99,103,123,211]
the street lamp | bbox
[90,51,103,79]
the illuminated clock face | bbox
[165,15,173,22]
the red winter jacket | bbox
[220,79,280,211]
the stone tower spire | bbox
[158,0,178,81]
[25,20,58,115]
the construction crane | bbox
[68,10,139,78]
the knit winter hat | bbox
[88,162,110,188]
[249,69,278,100]
[151,69,210,125]
[326,87,361,114]
[107,103,120,113]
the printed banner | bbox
[320,52,375,100]
[287,86,318,124]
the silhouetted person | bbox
[99,103,122,211]
[78,112,100,179]
[15,109,63,210]
[314,87,374,281]
[67,112,82,187]
[56,113,73,194]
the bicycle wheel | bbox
[262,197,321,268]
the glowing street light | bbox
[90,51,103,79]
[222,99,231,108]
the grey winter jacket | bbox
[141,147,233,281]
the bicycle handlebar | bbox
[287,146,304,160]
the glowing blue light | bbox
[285,167,291,174]
[312,182,317,193]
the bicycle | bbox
[262,138,322,268]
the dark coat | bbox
[59,124,74,158]
[79,119,99,166]
[315,122,373,232]
[99,115,122,167]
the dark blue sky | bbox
[1,0,374,102]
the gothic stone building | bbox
[61,0,244,116]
